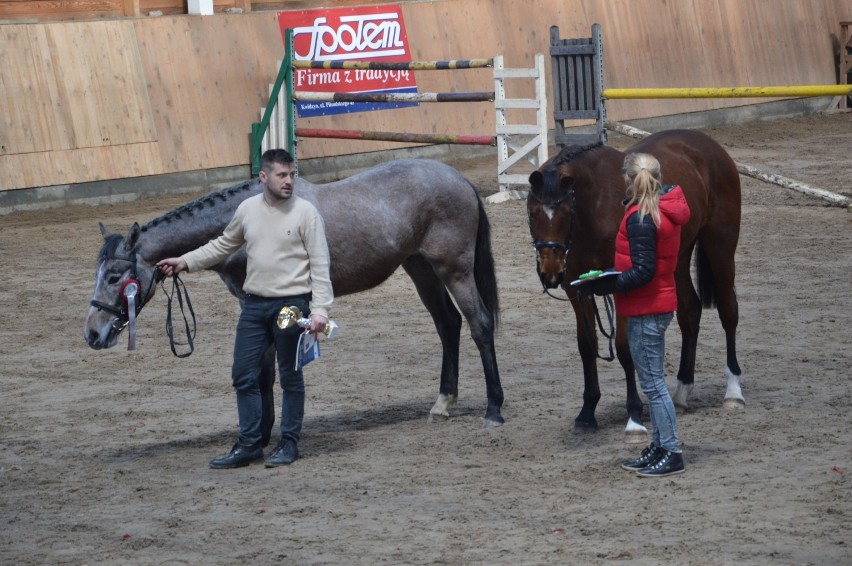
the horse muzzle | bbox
[534,242,568,289]
[538,267,564,289]
[84,306,125,349]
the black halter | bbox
[528,185,616,361]
[91,247,196,356]
[528,187,576,301]
[528,186,576,252]
[90,249,156,331]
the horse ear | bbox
[98,222,109,239]
[529,170,543,187]
[126,222,141,248]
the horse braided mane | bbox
[534,143,604,203]
[553,142,604,166]
[140,179,258,232]
[98,233,124,262]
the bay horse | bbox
[84,159,505,440]
[526,129,743,440]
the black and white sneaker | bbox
[636,449,685,477]
[621,444,664,471]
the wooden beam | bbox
[122,0,139,16]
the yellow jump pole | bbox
[603,85,852,99]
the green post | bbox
[250,122,261,177]
[250,28,296,177]
[285,28,297,175]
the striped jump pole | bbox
[293,91,494,103]
[603,85,852,99]
[291,58,493,71]
[295,128,496,146]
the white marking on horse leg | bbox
[723,366,746,410]
[672,381,693,414]
[428,393,457,421]
[624,417,648,444]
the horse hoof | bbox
[723,398,746,411]
[672,382,693,415]
[624,429,648,444]
[427,412,449,423]
[624,432,648,444]
[483,417,505,429]
[429,393,456,421]
[572,423,598,434]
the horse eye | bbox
[107,274,122,285]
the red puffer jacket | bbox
[613,185,691,317]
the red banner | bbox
[278,5,418,116]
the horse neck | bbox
[572,175,623,239]
[134,179,261,264]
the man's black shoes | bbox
[209,444,264,469]
[265,438,299,467]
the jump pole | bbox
[293,91,494,103]
[256,36,545,195]
[286,54,499,150]
[295,128,495,146]
[606,120,851,209]
[291,59,493,70]
[289,91,496,145]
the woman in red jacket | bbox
[578,152,690,477]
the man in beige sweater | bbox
[157,149,333,469]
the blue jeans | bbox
[231,294,310,448]
[628,312,681,453]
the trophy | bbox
[276,305,339,339]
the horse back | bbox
[300,159,481,233]
[629,129,741,239]
[295,159,484,296]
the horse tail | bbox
[474,196,501,330]
[695,240,717,308]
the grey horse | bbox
[84,159,505,437]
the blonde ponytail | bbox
[623,153,662,227]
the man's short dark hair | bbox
[261,149,295,171]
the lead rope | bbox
[574,293,617,362]
[161,274,196,358]
[544,288,571,301]
[590,294,616,362]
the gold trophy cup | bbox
[277,305,338,338]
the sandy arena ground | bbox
[1,112,850,565]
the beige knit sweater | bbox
[182,193,333,318]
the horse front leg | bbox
[615,314,647,442]
[573,299,601,432]
[402,258,462,421]
[430,265,504,428]
[258,345,276,447]
[429,311,462,421]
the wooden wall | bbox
[0,0,389,21]
[1,0,850,191]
